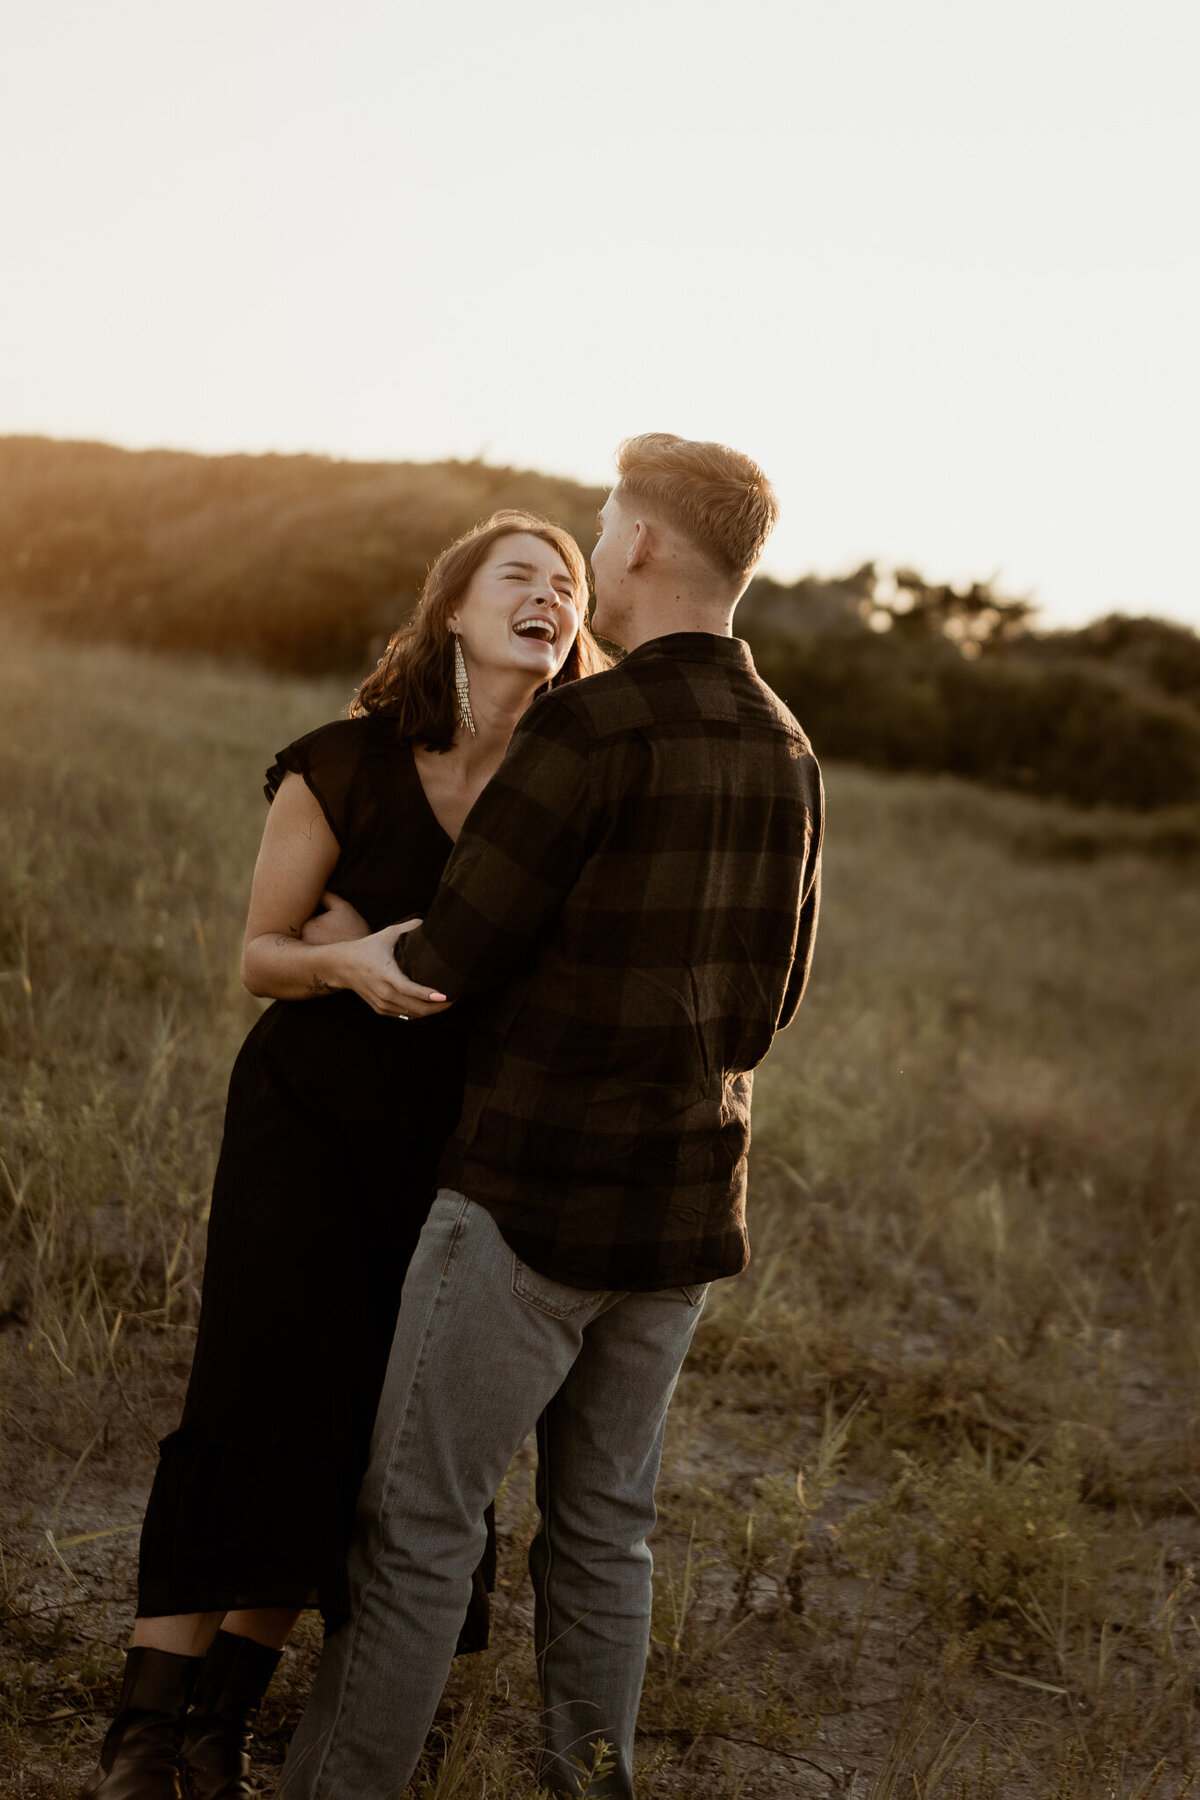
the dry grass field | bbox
[1,620,1198,1798]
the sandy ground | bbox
[6,1347,1199,1799]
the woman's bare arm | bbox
[239,774,450,1015]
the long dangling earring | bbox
[453,634,476,737]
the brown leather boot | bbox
[80,1646,202,1799]
[179,1630,281,1799]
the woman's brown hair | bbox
[352,511,607,749]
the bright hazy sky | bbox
[2,0,1197,629]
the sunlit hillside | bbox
[2,621,1198,1797]
[5,435,1200,813]
[0,435,606,670]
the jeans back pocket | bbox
[511,1256,610,1321]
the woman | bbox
[82,511,606,1799]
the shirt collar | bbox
[622,632,756,671]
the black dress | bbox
[137,717,492,1642]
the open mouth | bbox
[513,618,557,645]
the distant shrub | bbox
[1026,612,1200,713]
[751,632,1200,809]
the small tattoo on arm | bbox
[306,973,333,996]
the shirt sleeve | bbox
[399,695,594,999]
[264,721,364,847]
[775,755,825,1032]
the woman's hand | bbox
[239,776,451,1012]
[328,920,452,1019]
[300,891,370,946]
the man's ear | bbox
[626,519,652,572]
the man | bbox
[278,433,823,1798]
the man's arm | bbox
[776,756,825,1033]
[777,862,821,1032]
[399,697,595,999]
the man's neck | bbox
[618,599,735,653]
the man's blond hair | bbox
[614,432,779,585]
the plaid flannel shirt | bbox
[400,632,823,1290]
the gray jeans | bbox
[277,1191,707,1799]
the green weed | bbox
[838,1430,1103,1655]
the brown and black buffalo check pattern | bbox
[401,632,824,1291]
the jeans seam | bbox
[309,1193,469,1789]
[534,1412,558,1729]
[535,1418,609,1780]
